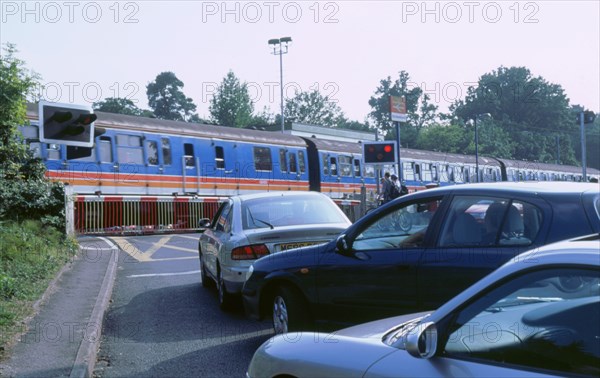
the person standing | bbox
[380,172,393,205]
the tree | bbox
[93,97,151,116]
[146,72,199,122]
[0,43,65,229]
[284,89,346,127]
[209,71,254,127]
[368,71,437,145]
[450,66,576,164]
[339,120,374,133]
[0,43,43,181]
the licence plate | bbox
[278,241,320,251]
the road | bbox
[94,234,271,378]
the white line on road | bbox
[127,270,201,278]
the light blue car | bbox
[248,234,600,377]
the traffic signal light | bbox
[39,101,98,147]
[582,111,596,124]
[363,142,397,164]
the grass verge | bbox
[0,220,77,359]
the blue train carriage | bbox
[500,157,600,182]
[25,106,311,196]
[302,137,375,200]
[392,148,500,188]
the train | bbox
[21,104,600,203]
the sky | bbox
[2,0,599,123]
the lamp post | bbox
[268,37,292,133]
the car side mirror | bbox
[335,234,351,254]
[198,218,212,232]
[406,321,437,359]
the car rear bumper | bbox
[221,265,249,294]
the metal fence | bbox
[71,195,222,235]
[68,195,364,236]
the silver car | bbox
[247,234,600,377]
[198,191,351,310]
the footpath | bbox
[0,237,119,378]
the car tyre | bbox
[272,286,311,334]
[218,269,234,311]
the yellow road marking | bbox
[111,236,195,262]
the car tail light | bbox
[231,244,270,260]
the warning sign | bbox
[389,96,408,122]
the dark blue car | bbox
[242,182,600,333]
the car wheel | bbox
[218,269,233,311]
[272,286,310,334]
[199,253,212,288]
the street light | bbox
[268,37,292,133]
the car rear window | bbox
[241,195,348,229]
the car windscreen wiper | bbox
[485,296,563,312]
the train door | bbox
[115,134,147,194]
[181,141,199,194]
[95,135,117,193]
[211,142,238,196]
[143,136,163,195]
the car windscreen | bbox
[241,195,348,230]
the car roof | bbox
[412,181,599,196]
[431,234,600,318]
[230,191,329,201]
[481,234,600,280]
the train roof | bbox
[25,103,599,176]
[26,104,306,148]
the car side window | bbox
[214,202,232,232]
[441,267,600,376]
[353,197,443,251]
[438,196,541,247]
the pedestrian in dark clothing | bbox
[380,172,393,205]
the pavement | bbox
[0,237,119,378]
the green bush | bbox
[0,177,66,230]
[0,221,76,300]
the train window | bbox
[354,158,361,177]
[117,135,142,147]
[464,167,470,182]
[339,155,352,176]
[454,166,464,183]
[432,165,439,182]
[414,163,421,181]
[322,153,329,175]
[279,149,288,173]
[364,164,375,178]
[117,135,143,164]
[146,140,158,166]
[448,166,455,182]
[289,153,298,173]
[184,144,195,167]
[298,151,306,173]
[329,156,338,176]
[422,163,432,181]
[99,137,112,163]
[215,146,225,169]
[184,143,194,167]
[47,144,60,160]
[254,147,272,171]
[403,162,415,181]
[162,138,172,165]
